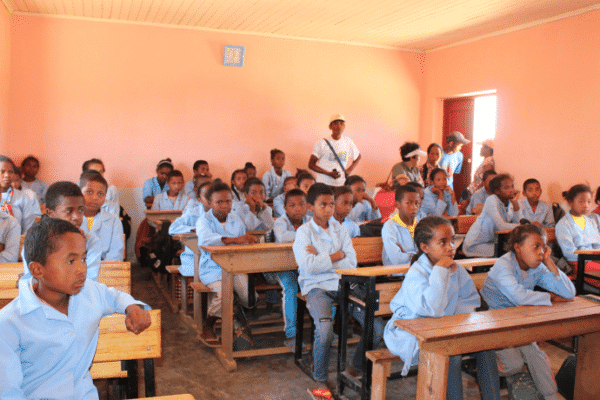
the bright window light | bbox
[471,95,497,181]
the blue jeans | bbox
[306,288,384,382]
[263,271,298,338]
[447,350,501,400]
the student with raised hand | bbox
[233,178,275,231]
[142,158,173,207]
[519,178,555,228]
[384,216,500,399]
[273,176,298,218]
[263,149,293,200]
[82,158,120,215]
[185,160,212,198]
[80,170,124,261]
[482,224,574,400]
[346,175,381,222]
[151,170,189,211]
[331,186,360,238]
[466,170,497,215]
[0,212,20,263]
[382,185,420,266]
[0,218,150,400]
[0,155,42,235]
[20,155,48,205]
[421,168,459,217]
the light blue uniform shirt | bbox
[142,177,169,200]
[20,178,48,205]
[555,213,600,262]
[80,209,124,261]
[518,199,555,228]
[151,191,190,211]
[481,252,575,310]
[330,215,360,238]
[421,187,458,217]
[348,200,381,222]
[274,214,310,243]
[101,184,120,215]
[0,278,147,400]
[184,179,195,198]
[0,212,21,263]
[233,203,275,231]
[439,151,464,189]
[293,218,357,295]
[383,253,479,375]
[262,167,293,199]
[169,205,207,277]
[466,187,491,215]
[1,188,42,235]
[381,218,417,266]
[273,193,285,218]
[195,209,247,285]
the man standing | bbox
[440,131,470,190]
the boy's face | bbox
[34,231,88,296]
[396,192,420,221]
[82,181,107,213]
[196,164,210,176]
[524,182,542,203]
[285,195,307,222]
[233,172,247,191]
[334,192,353,220]
[283,180,298,194]
[210,190,233,222]
[48,196,85,228]
[0,161,14,188]
[22,159,39,178]
[349,181,366,204]
[87,162,105,175]
[298,178,314,195]
[309,194,335,223]
[156,166,172,185]
[168,176,184,194]
[272,153,285,169]
[247,184,266,202]
[483,174,497,191]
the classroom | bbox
[1,0,600,399]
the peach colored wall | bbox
[421,9,600,203]
[0,4,9,154]
[7,15,424,189]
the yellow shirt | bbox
[391,213,417,238]
[572,215,586,231]
[86,216,94,231]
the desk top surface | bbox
[202,242,293,254]
[575,249,600,255]
[144,210,183,215]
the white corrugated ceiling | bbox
[2,0,599,51]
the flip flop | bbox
[307,387,333,400]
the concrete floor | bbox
[117,263,571,400]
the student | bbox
[20,155,48,205]
[271,188,309,349]
[297,172,316,195]
[382,185,419,266]
[0,212,20,263]
[0,155,42,234]
[292,183,383,386]
[22,181,103,281]
[594,186,600,214]
[420,143,443,188]
[482,224,575,400]
[389,142,426,187]
[263,149,293,200]
[466,170,497,215]
[421,168,458,217]
[405,181,427,222]
[196,182,257,347]
[273,176,298,218]
[384,216,500,399]
[82,158,120,215]
[244,162,257,179]
[233,178,275,231]
[439,131,470,190]
[331,186,360,238]
[142,158,173,207]
[467,139,495,194]
[231,169,248,204]
[151,170,189,211]
[519,179,555,228]
[346,175,381,222]
[463,174,521,257]
[184,160,212,198]
[0,218,150,399]
[80,170,125,261]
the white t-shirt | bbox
[312,136,360,186]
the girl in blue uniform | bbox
[142,158,173,207]
[262,149,293,200]
[346,175,381,222]
[421,168,458,217]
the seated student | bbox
[271,188,309,350]
[297,172,316,218]
[405,181,427,222]
[384,216,500,399]
[80,171,124,261]
[233,178,275,231]
[182,178,211,216]
[0,218,150,400]
[519,179,555,228]
[142,158,173,207]
[482,224,575,400]
[185,160,212,198]
[20,156,48,205]
[382,185,420,266]
[169,181,212,277]
[463,174,521,258]
[346,175,381,222]
[244,162,257,179]
[82,158,120,215]
[230,169,248,205]
[0,155,42,235]
[151,170,189,211]
[466,170,497,215]
[22,182,103,281]
[263,149,293,200]
[421,168,458,217]
[331,186,360,238]
[0,212,20,263]
[196,182,257,347]
[293,183,384,387]
[273,176,298,218]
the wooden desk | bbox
[138,395,194,400]
[495,228,555,257]
[574,249,600,294]
[144,210,183,228]
[394,296,600,400]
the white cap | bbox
[329,114,346,124]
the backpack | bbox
[552,203,566,224]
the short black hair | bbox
[196,181,213,199]
[24,217,84,267]
[429,168,447,182]
[489,174,512,195]
[206,182,231,201]
[167,169,184,180]
[297,172,315,186]
[0,155,16,172]
[270,149,284,159]
[244,177,264,193]
[284,188,306,206]
[596,186,600,204]
[405,181,424,189]
[395,185,419,202]
[193,160,208,171]
[244,162,256,171]
[482,169,497,182]
[523,178,540,191]
[283,176,297,186]
[81,158,104,172]
[306,183,334,205]
[333,186,353,199]
[45,181,83,211]
[21,155,40,169]
[79,170,108,189]
[344,175,366,187]
[562,184,591,202]
[400,142,421,161]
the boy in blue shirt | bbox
[382,185,420,266]
[0,217,150,399]
[331,186,360,238]
[184,160,212,198]
[519,178,555,228]
[151,169,189,211]
[466,170,497,215]
[233,177,275,231]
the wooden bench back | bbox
[457,215,477,234]
[352,236,383,265]
[99,261,131,294]
[0,263,22,307]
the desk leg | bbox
[193,252,202,327]
[416,350,449,400]
[576,255,585,295]
[574,331,600,400]
[215,270,237,372]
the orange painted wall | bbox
[0,4,9,154]
[421,9,600,202]
[7,15,424,188]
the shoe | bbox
[307,382,332,400]
[198,316,222,348]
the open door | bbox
[442,97,474,199]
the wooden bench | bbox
[456,215,477,234]
[138,396,194,400]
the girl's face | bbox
[570,191,593,217]
[272,153,285,170]
[233,172,247,191]
[298,178,314,195]
[480,145,493,158]
[210,190,233,222]
[22,159,40,178]
[0,162,14,189]
[247,184,266,202]
[350,181,366,204]
[334,193,354,221]
[428,146,442,164]
[156,166,172,185]
[283,180,298,194]
[421,224,455,265]
[514,233,545,271]
[245,168,256,179]
[496,178,517,202]
[432,171,448,190]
